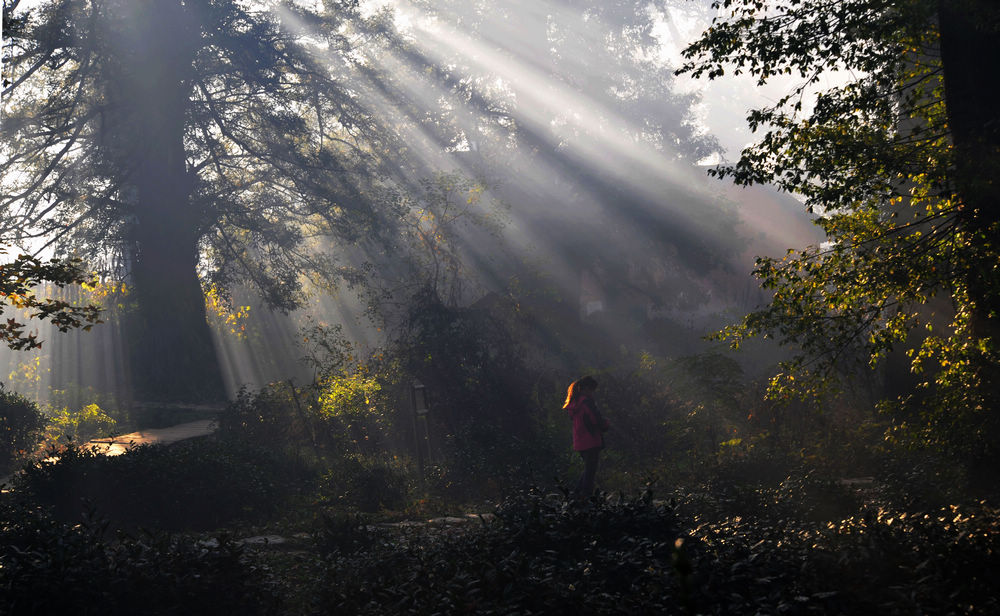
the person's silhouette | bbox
[563,376,610,499]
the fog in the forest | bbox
[0,0,821,404]
[7,3,999,612]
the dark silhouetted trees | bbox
[2,0,399,400]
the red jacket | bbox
[567,396,607,451]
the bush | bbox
[13,437,313,531]
[426,419,569,502]
[316,369,394,455]
[312,488,690,615]
[42,402,117,445]
[218,384,314,452]
[671,485,1000,615]
[0,385,45,474]
[0,495,281,615]
[315,455,410,512]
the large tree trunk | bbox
[118,0,225,402]
[938,0,1000,460]
[938,2,1000,315]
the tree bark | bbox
[118,0,225,402]
[938,0,1000,453]
[938,1,1000,329]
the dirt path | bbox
[84,419,218,455]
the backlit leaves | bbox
[0,250,102,350]
[681,0,999,453]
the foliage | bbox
[315,455,410,513]
[368,172,509,312]
[47,381,125,424]
[217,381,409,511]
[311,489,691,615]
[0,384,45,474]
[316,368,390,453]
[394,288,533,433]
[377,287,566,500]
[673,479,1000,615]
[0,250,101,350]
[427,416,567,503]
[42,402,116,445]
[305,479,1000,615]
[605,352,746,459]
[13,438,311,531]
[679,1,1000,458]
[219,374,397,462]
[555,350,763,488]
[309,510,377,557]
[218,384,316,454]
[1,0,395,301]
[299,319,353,382]
[0,496,281,615]
[205,284,252,340]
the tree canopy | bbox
[2,0,405,399]
[679,0,1000,457]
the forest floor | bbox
[5,415,999,615]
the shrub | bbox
[316,369,393,455]
[315,455,409,512]
[13,437,313,531]
[0,384,45,474]
[312,488,690,615]
[0,495,281,615]
[671,485,1000,615]
[217,384,313,452]
[310,510,376,556]
[426,419,568,502]
[42,402,117,445]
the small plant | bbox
[311,510,376,556]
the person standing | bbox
[564,376,609,499]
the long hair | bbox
[563,376,598,409]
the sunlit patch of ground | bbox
[85,419,218,456]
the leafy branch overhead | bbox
[0,251,102,350]
[679,0,1000,454]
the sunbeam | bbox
[2,0,821,405]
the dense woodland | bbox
[1,0,999,614]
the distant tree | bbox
[679,1,1000,458]
[2,0,401,400]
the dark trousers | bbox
[575,447,601,497]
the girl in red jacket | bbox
[564,376,610,499]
